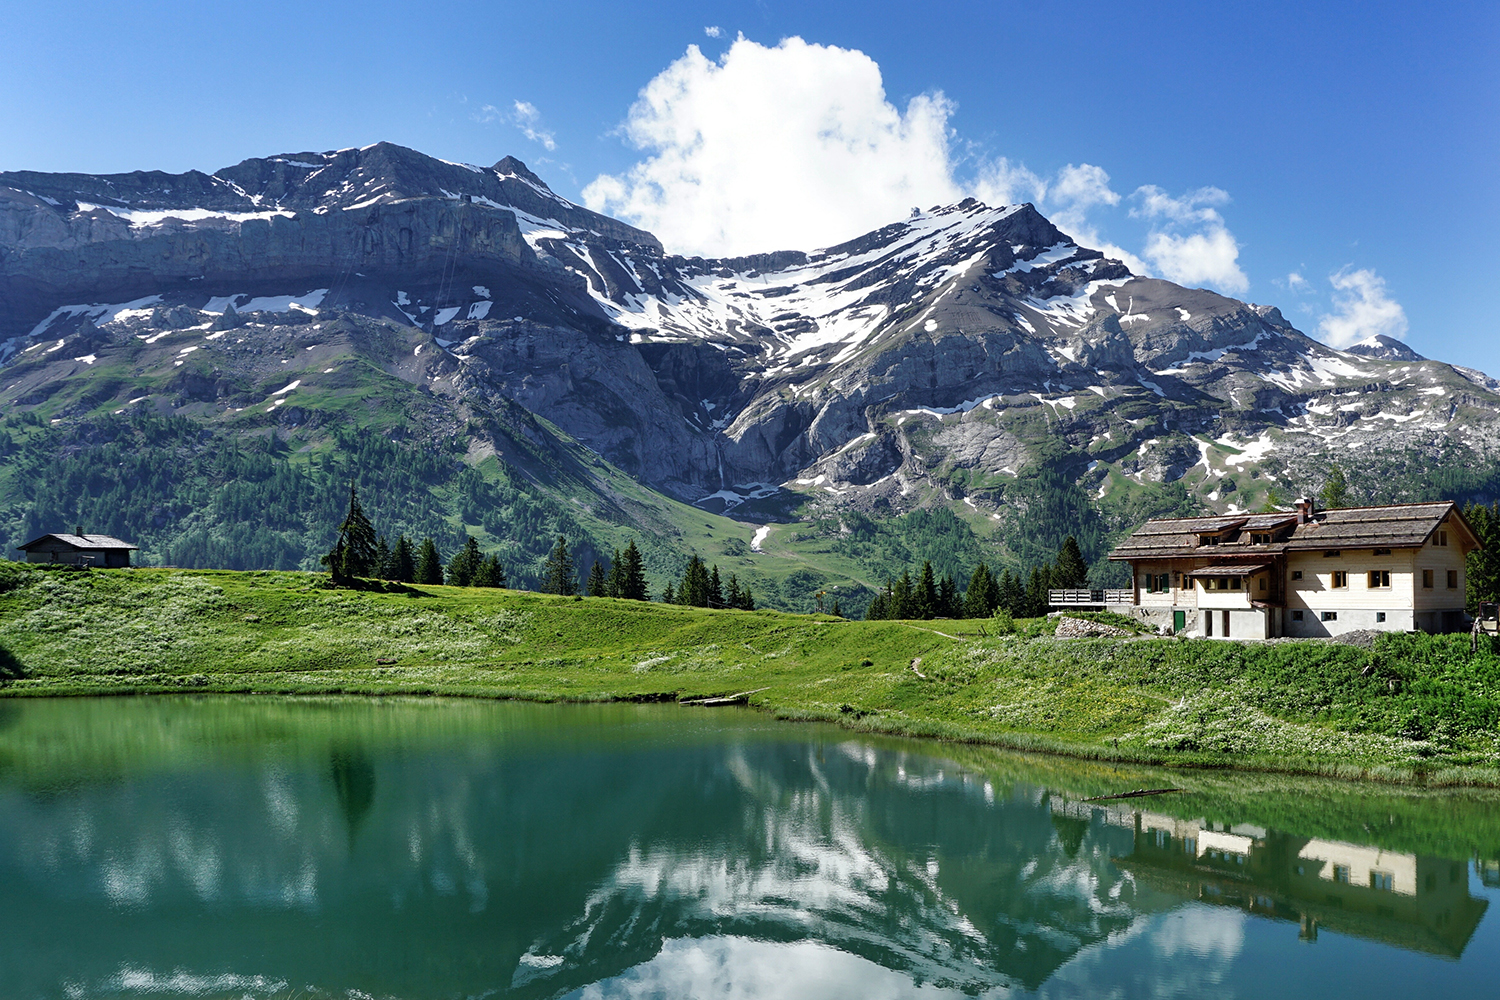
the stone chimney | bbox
[1295,498,1316,524]
[75,524,84,538]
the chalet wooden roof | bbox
[1281,503,1464,550]
[17,532,139,551]
[1109,502,1474,561]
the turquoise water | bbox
[1,696,1498,998]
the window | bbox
[1324,550,1342,558]
[1292,570,1303,580]
[1376,612,1386,623]
[1436,530,1449,547]
[1373,548,1392,556]
[1371,871,1394,892]
[1448,570,1459,589]
[1184,837,1197,855]
[1230,576,1241,591]
[1368,570,1390,588]
[1293,610,1305,621]
[1423,569,1434,589]
[1158,573,1170,592]
[1200,535,1221,546]
[1332,571,1348,589]
[1333,865,1351,884]
[1259,576,1267,592]
[1251,532,1273,544]
[1322,611,1338,622]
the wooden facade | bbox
[1103,501,1480,639]
[16,532,138,568]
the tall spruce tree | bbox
[621,540,648,600]
[1053,536,1090,588]
[474,553,506,588]
[916,561,938,620]
[374,535,393,580]
[1465,501,1500,612]
[938,573,958,618]
[587,560,607,597]
[997,567,1024,616]
[323,482,378,583]
[391,535,416,584]
[964,563,998,619]
[415,537,443,585]
[709,565,724,609]
[544,536,576,595]
[607,548,626,597]
[447,536,483,586]
[1025,565,1051,617]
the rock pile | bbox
[1053,616,1134,639]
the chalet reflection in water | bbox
[1050,797,1489,957]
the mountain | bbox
[3,142,1498,607]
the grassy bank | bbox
[3,564,1499,784]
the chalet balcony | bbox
[1049,588,1134,608]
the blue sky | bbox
[4,1,1496,370]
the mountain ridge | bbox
[3,142,1498,606]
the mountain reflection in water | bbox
[0,696,1497,999]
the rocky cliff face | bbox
[4,143,1499,520]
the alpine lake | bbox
[4,696,1500,999]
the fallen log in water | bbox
[1081,788,1183,802]
[679,687,771,706]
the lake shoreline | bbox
[4,564,1500,789]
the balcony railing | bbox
[1049,589,1134,607]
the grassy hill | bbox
[5,563,1500,785]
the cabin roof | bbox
[16,532,139,552]
[1109,501,1473,561]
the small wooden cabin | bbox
[16,530,138,568]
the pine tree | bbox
[917,561,938,620]
[474,553,506,588]
[374,534,392,580]
[726,573,742,610]
[892,571,914,620]
[1054,536,1089,588]
[679,555,711,607]
[830,597,843,618]
[544,536,576,595]
[1026,565,1051,617]
[587,560,607,597]
[322,482,378,583]
[1320,464,1349,510]
[997,567,1024,616]
[661,581,675,603]
[964,563,998,619]
[621,540,648,600]
[447,536,483,586]
[938,573,958,618]
[415,537,443,585]
[865,581,890,620]
[1465,501,1500,611]
[740,586,755,611]
[391,535,416,584]
[709,564,724,609]
[607,548,626,598]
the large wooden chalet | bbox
[1084,500,1478,639]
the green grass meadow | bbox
[4,563,1500,785]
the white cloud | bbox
[583,37,962,256]
[1285,271,1308,290]
[704,25,722,38]
[1316,267,1408,348]
[510,100,557,151]
[585,35,1245,294]
[1130,184,1247,294]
